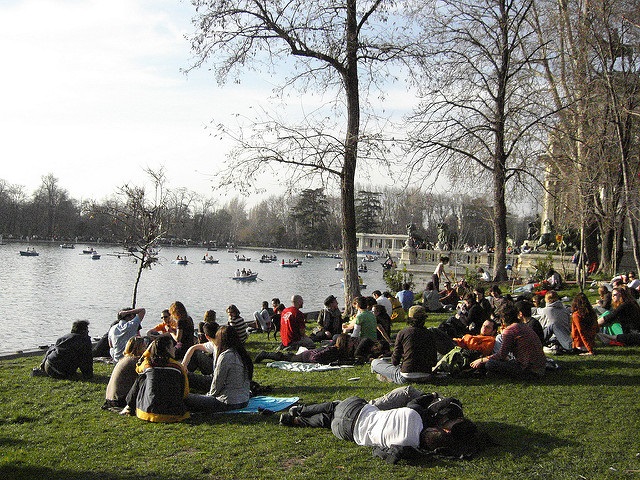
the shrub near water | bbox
[2,310,640,479]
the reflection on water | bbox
[0,244,387,352]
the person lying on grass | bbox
[278,385,479,463]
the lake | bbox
[0,243,388,353]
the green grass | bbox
[2,292,640,479]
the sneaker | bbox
[279,413,295,426]
[254,351,268,363]
[31,367,47,377]
[288,405,303,417]
[543,345,558,355]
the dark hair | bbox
[276,304,285,313]
[117,308,135,321]
[227,304,240,317]
[474,286,485,296]
[463,293,476,304]
[372,290,382,296]
[203,322,219,339]
[214,325,253,380]
[402,283,411,291]
[324,295,337,307]
[147,336,175,366]
[514,300,532,318]
[426,281,435,291]
[571,293,598,331]
[71,320,89,334]
[496,303,518,326]
[356,296,368,310]
[271,298,280,306]
[366,296,377,309]
[262,300,269,309]
[490,285,502,296]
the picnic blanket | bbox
[265,360,354,372]
[226,396,299,414]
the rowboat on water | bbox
[235,255,251,261]
[232,272,258,281]
[173,259,189,265]
[19,250,39,256]
[335,262,344,271]
[82,247,96,254]
[60,244,75,249]
[91,253,101,260]
[202,258,219,264]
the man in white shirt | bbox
[372,290,393,317]
[108,307,145,362]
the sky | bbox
[0,0,423,207]
[0,0,288,204]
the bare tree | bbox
[91,168,169,308]
[408,0,551,281]
[533,0,640,277]
[186,0,424,303]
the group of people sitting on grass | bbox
[31,271,640,429]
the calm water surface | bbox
[0,243,387,353]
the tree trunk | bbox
[341,0,361,309]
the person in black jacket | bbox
[32,320,93,379]
[371,306,436,384]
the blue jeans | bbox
[371,358,407,384]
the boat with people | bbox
[19,249,39,256]
[235,254,251,261]
[91,252,101,260]
[173,256,189,265]
[82,247,96,255]
[201,255,219,264]
[259,254,277,263]
[335,262,344,271]
[361,254,378,262]
[60,244,75,249]
[232,272,258,281]
[358,263,368,272]
[305,253,313,258]
[281,259,301,267]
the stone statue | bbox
[535,218,555,251]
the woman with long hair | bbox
[103,336,148,409]
[169,301,195,359]
[598,287,640,346]
[124,335,190,422]
[185,325,253,413]
[571,293,598,355]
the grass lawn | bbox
[2,292,640,479]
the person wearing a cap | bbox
[371,305,437,384]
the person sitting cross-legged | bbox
[470,303,546,379]
[371,306,437,384]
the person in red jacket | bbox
[279,295,315,351]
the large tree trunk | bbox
[341,0,360,310]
